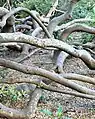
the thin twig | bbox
[18,48,41,63]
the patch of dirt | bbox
[0,47,95,119]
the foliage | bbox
[68,33,94,44]
[71,0,95,43]
[0,0,54,16]
[40,109,53,117]
[0,84,27,103]
[17,0,54,15]
[40,105,72,119]
[56,105,63,118]
[72,0,95,28]
[81,33,94,44]
[72,0,95,19]
[54,0,95,43]
[0,0,6,6]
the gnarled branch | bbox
[61,23,95,40]
[2,77,95,100]
[55,18,95,31]
[0,88,41,119]
[47,0,80,35]
[0,58,95,95]
[0,7,51,38]
[0,33,95,69]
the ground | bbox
[0,45,95,119]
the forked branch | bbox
[47,0,80,35]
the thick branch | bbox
[61,73,95,85]
[24,88,42,118]
[0,7,15,33]
[54,51,69,73]
[0,88,41,119]
[47,0,80,35]
[0,103,27,119]
[0,7,51,38]
[61,23,95,40]
[1,72,95,118]
[31,27,42,37]
[40,82,95,100]
[0,33,95,69]
[2,78,95,100]
[55,18,95,31]
[0,58,95,95]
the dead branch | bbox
[18,48,41,63]
[55,21,95,72]
[55,9,65,13]
[47,0,80,74]
[6,0,11,10]
[24,88,42,118]
[26,21,33,26]
[40,83,95,100]
[77,70,95,75]
[30,10,40,29]
[0,73,95,118]
[0,7,9,17]
[0,42,22,51]
[38,0,58,24]
[15,16,32,24]
[82,42,95,49]
[0,7,15,33]
[0,103,26,119]
[72,42,95,49]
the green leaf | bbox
[56,106,63,118]
[40,109,52,116]
[11,95,17,101]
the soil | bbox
[0,46,95,119]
